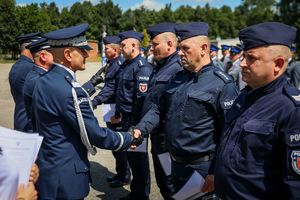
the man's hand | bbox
[111,115,121,124]
[29,163,39,183]
[16,182,38,200]
[129,128,143,149]
[202,174,214,193]
[90,68,105,86]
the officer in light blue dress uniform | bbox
[135,22,239,198]
[32,24,141,200]
[114,31,153,200]
[220,44,231,66]
[23,38,53,132]
[215,22,300,199]
[210,44,225,71]
[9,32,41,132]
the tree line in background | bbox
[0,0,299,58]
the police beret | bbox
[103,36,121,45]
[239,22,297,51]
[175,22,209,41]
[221,44,230,51]
[44,23,92,50]
[230,45,243,54]
[16,32,41,44]
[118,31,143,42]
[26,38,50,54]
[210,44,219,52]
[147,22,176,39]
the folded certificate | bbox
[157,152,172,176]
[0,126,43,186]
[172,171,206,200]
[102,104,116,122]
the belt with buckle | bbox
[170,153,213,163]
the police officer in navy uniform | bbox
[91,35,131,188]
[215,22,300,199]
[32,24,142,200]
[135,22,183,199]
[210,44,225,71]
[23,38,53,132]
[134,22,239,196]
[286,46,300,89]
[9,32,41,132]
[111,31,152,200]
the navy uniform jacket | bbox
[215,75,300,199]
[32,64,132,199]
[23,65,47,132]
[137,63,238,164]
[286,59,300,89]
[115,54,152,123]
[8,55,33,132]
[136,52,182,135]
[92,56,124,107]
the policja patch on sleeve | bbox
[291,151,300,175]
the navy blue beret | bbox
[239,22,297,51]
[221,44,230,51]
[210,44,219,52]
[103,36,121,45]
[119,31,143,42]
[147,22,176,39]
[16,32,41,44]
[230,45,243,54]
[175,22,209,41]
[26,38,50,54]
[44,23,92,50]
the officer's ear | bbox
[200,43,208,56]
[64,48,73,62]
[274,56,285,74]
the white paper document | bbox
[0,126,43,186]
[127,138,148,153]
[157,152,172,176]
[172,171,206,200]
[102,104,116,122]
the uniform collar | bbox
[155,51,179,68]
[53,63,76,81]
[33,64,47,73]
[245,74,288,96]
[19,54,34,63]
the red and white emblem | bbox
[139,83,148,93]
[291,151,300,175]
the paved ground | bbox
[0,62,162,200]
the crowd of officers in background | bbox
[4,21,300,200]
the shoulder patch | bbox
[291,151,300,175]
[214,70,231,83]
[284,85,300,106]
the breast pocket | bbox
[234,119,275,173]
[123,74,134,90]
[182,92,214,125]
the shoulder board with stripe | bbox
[214,70,231,83]
[284,85,300,106]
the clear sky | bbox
[16,0,243,11]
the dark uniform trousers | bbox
[121,112,150,199]
[106,122,131,182]
[150,134,175,200]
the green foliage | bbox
[0,0,298,56]
[141,28,150,48]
